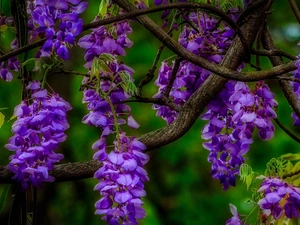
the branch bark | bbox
[0,0,281,184]
[114,0,270,149]
[288,0,300,24]
[0,2,297,81]
[261,28,300,119]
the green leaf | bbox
[9,114,17,122]
[239,163,254,190]
[99,61,112,73]
[0,24,7,32]
[99,0,107,17]
[22,58,36,67]
[119,71,137,96]
[265,158,287,177]
[91,58,100,81]
[289,161,300,186]
[99,53,116,62]
[285,161,294,173]
[281,153,300,161]
[143,0,149,7]
[0,112,5,128]
[0,185,10,212]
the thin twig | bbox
[113,0,295,82]
[0,2,294,82]
[276,76,300,84]
[274,118,300,144]
[251,49,297,60]
[137,21,176,95]
[0,0,278,184]
[126,96,181,111]
[163,57,182,97]
[49,70,89,77]
[137,43,166,95]
[288,0,300,24]
[0,2,249,64]
[261,27,300,120]
[283,169,300,179]
[248,62,262,71]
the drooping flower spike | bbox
[5,81,72,190]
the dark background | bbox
[0,1,300,224]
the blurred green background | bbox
[1,1,300,224]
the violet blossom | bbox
[5,81,72,190]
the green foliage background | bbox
[0,1,300,224]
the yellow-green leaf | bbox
[285,161,294,173]
[99,0,107,17]
[239,163,254,190]
[9,114,17,122]
[0,24,7,32]
[0,112,4,128]
[291,161,300,172]
[281,153,300,161]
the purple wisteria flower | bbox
[226,204,245,225]
[28,0,88,59]
[94,132,149,225]
[79,5,149,224]
[0,14,19,81]
[258,177,300,220]
[291,52,300,126]
[5,81,72,190]
[202,81,277,190]
[153,10,237,124]
[81,60,134,133]
[153,5,278,190]
[152,5,279,190]
[78,17,132,69]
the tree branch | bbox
[251,48,296,61]
[288,0,300,24]
[0,160,102,184]
[0,2,247,63]
[113,0,271,149]
[111,0,296,82]
[1,2,292,82]
[0,0,279,184]
[261,27,300,120]
[273,118,300,144]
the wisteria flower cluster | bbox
[258,177,300,220]
[28,0,88,59]
[78,17,133,69]
[201,81,277,189]
[80,5,149,224]
[153,11,237,124]
[291,54,300,126]
[0,56,19,82]
[0,13,19,82]
[5,81,72,190]
[152,4,279,190]
[94,132,149,224]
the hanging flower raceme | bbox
[78,17,133,69]
[94,132,149,225]
[0,13,19,81]
[5,81,72,190]
[29,0,88,59]
[79,3,149,223]
[202,81,277,190]
[258,177,300,220]
[153,10,236,124]
[291,53,300,125]
[82,77,149,224]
